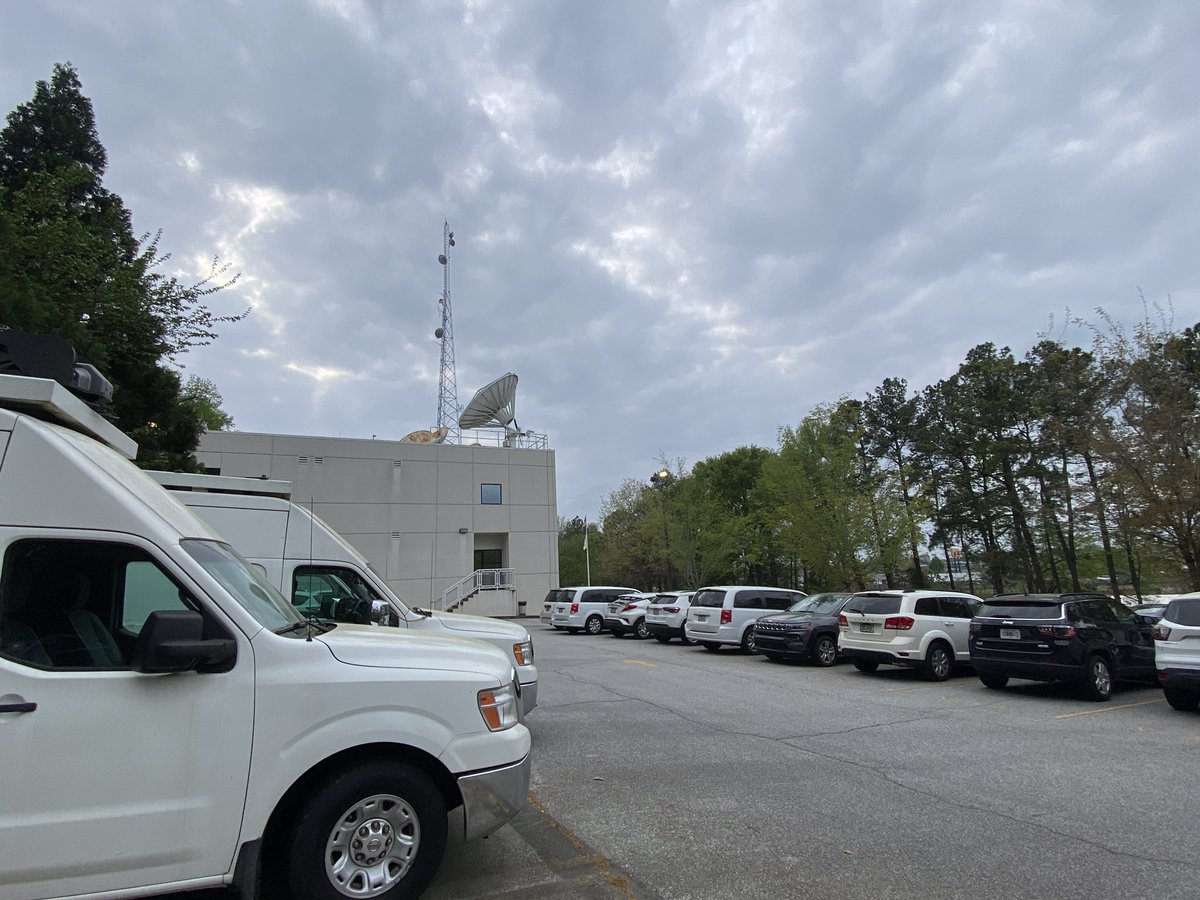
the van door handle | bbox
[0,701,36,713]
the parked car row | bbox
[540,585,1200,709]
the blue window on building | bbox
[481,483,502,505]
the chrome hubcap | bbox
[818,640,836,664]
[325,794,418,897]
[933,649,949,676]
[1093,661,1111,695]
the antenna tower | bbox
[434,221,461,443]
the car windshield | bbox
[691,589,726,608]
[181,538,304,630]
[842,595,901,615]
[1165,598,1200,626]
[787,593,850,614]
[977,601,1063,619]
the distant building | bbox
[196,430,559,616]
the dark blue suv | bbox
[969,594,1156,701]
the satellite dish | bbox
[434,327,444,338]
[459,373,519,430]
[400,427,449,444]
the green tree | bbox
[181,375,235,431]
[0,63,245,467]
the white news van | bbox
[151,471,539,714]
[0,373,531,900]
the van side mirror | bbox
[132,610,235,674]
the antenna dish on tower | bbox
[459,373,518,430]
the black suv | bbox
[969,593,1156,701]
[754,593,852,666]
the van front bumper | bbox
[458,752,531,840]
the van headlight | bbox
[512,639,534,666]
[478,681,519,731]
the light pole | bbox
[650,469,673,590]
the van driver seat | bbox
[63,573,124,667]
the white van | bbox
[152,472,538,714]
[0,371,530,900]
[549,585,641,634]
[684,585,807,652]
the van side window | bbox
[734,593,763,609]
[0,539,200,670]
[764,592,795,610]
[914,597,938,616]
[292,566,393,626]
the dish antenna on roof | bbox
[459,372,518,430]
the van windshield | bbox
[182,538,304,630]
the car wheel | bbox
[979,673,1009,690]
[654,634,672,644]
[922,642,953,682]
[1163,687,1200,711]
[811,635,838,667]
[285,761,446,900]
[634,618,650,640]
[609,629,625,638]
[1080,654,1113,702]
[852,659,879,673]
[702,641,721,652]
[680,632,696,646]
[585,615,603,635]
[740,626,757,654]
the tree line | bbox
[562,311,1199,599]
[0,63,240,469]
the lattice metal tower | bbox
[434,221,461,443]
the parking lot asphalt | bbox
[163,621,1200,899]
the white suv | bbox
[646,591,695,644]
[684,586,806,653]
[838,589,982,681]
[605,592,658,639]
[550,586,640,634]
[1153,594,1200,712]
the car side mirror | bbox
[132,610,235,674]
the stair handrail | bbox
[437,567,516,610]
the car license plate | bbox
[858,623,875,633]
[696,614,708,622]
[1001,628,1020,640]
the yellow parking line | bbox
[885,682,973,693]
[623,659,656,667]
[1054,698,1165,719]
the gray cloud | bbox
[2,0,1197,518]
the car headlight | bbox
[512,639,534,666]
[478,681,519,731]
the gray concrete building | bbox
[196,430,559,617]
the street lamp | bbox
[649,469,673,589]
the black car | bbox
[969,593,1157,701]
[754,592,853,666]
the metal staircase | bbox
[437,568,516,612]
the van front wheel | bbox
[286,761,447,900]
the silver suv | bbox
[838,589,982,681]
[1153,594,1200,711]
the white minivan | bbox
[684,585,806,652]
[153,472,538,714]
[0,369,530,900]
[549,585,640,634]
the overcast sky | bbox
[3,1,1198,520]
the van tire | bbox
[740,627,757,654]
[852,659,879,673]
[654,634,672,644]
[585,615,604,635]
[701,641,721,652]
[1164,687,1200,711]
[286,760,447,900]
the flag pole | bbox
[583,517,592,586]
